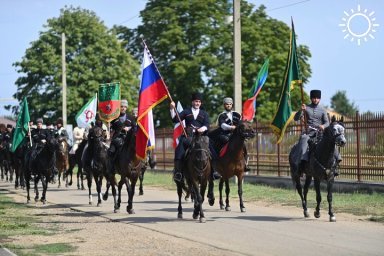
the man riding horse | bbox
[210,97,251,172]
[293,89,342,176]
[170,92,221,182]
[108,99,136,174]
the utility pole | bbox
[61,32,67,126]
[233,0,242,113]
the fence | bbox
[152,111,384,183]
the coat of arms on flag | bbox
[98,82,121,122]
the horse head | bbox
[328,116,347,147]
[188,131,210,174]
[235,120,256,139]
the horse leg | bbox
[192,185,200,220]
[117,178,124,209]
[127,178,136,214]
[302,175,312,217]
[207,178,215,206]
[225,179,231,211]
[327,178,336,222]
[237,176,246,212]
[96,176,102,206]
[110,177,118,213]
[57,171,61,188]
[139,169,144,196]
[314,178,322,218]
[26,174,31,203]
[87,173,93,205]
[103,179,111,201]
[219,179,225,210]
[176,181,183,219]
[34,176,39,202]
[40,175,48,204]
[198,181,207,223]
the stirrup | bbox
[212,171,222,180]
[173,172,183,182]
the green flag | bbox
[270,19,302,144]
[98,82,121,122]
[11,97,30,152]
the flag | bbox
[75,94,97,128]
[242,58,269,121]
[173,101,185,148]
[270,19,302,144]
[98,83,120,122]
[11,97,30,152]
[136,46,169,159]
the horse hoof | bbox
[69,182,73,186]
[27,199,31,204]
[304,211,310,218]
[102,194,108,201]
[200,217,206,223]
[89,201,92,205]
[241,207,246,213]
[193,213,198,220]
[139,191,144,196]
[177,213,183,219]
[128,209,135,214]
[225,206,231,212]
[81,186,85,190]
[314,211,320,218]
[184,197,190,202]
[114,209,118,213]
[330,216,336,222]
[208,198,215,206]
[220,205,225,210]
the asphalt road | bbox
[1,179,384,256]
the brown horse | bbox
[175,131,211,223]
[56,138,69,188]
[67,138,87,190]
[207,120,256,212]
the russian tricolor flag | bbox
[173,101,184,148]
[136,47,169,159]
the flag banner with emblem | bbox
[270,19,302,144]
[75,94,97,128]
[173,101,185,148]
[242,58,269,121]
[136,46,169,159]
[98,82,120,122]
[11,97,30,152]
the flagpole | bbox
[28,123,32,147]
[140,36,188,137]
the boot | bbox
[211,161,222,180]
[173,160,183,182]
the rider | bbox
[170,92,221,182]
[30,118,52,175]
[216,97,250,172]
[294,89,342,176]
[107,99,136,173]
[55,118,69,143]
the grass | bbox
[142,170,384,221]
[0,190,76,255]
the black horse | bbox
[207,120,256,212]
[175,131,211,223]
[25,135,58,204]
[67,138,87,190]
[0,138,13,182]
[289,116,346,222]
[82,126,109,206]
[11,142,26,189]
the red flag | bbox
[136,46,168,159]
[173,101,184,148]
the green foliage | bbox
[12,6,140,124]
[115,1,312,126]
[330,90,358,116]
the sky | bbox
[0,0,383,116]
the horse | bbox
[11,142,26,189]
[67,138,87,190]
[175,131,211,223]
[0,138,13,182]
[207,120,256,212]
[25,135,58,204]
[289,116,346,222]
[56,137,69,188]
[138,149,156,196]
[103,128,144,214]
[82,126,109,206]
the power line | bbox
[266,0,311,12]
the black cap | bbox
[310,90,321,99]
[6,124,13,129]
[191,92,202,101]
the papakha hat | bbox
[310,90,321,99]
[223,97,233,104]
[121,99,128,107]
[191,92,202,101]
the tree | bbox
[11,6,140,124]
[114,0,312,126]
[330,90,358,116]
